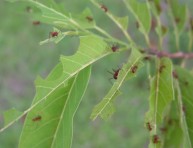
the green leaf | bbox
[175,67,193,147]
[161,100,183,148]
[168,0,187,33]
[0,35,112,132]
[19,66,91,148]
[3,108,22,126]
[91,49,143,120]
[114,16,129,31]
[124,0,151,35]
[145,58,174,147]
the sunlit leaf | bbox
[123,0,151,35]
[145,58,174,147]
[175,66,193,147]
[19,66,91,148]
[91,49,143,120]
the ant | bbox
[146,122,152,131]
[159,64,166,73]
[130,65,138,73]
[100,4,108,12]
[32,21,40,26]
[111,44,119,52]
[108,68,121,80]
[86,16,93,22]
[49,31,59,38]
[172,71,178,79]
[152,135,160,144]
[32,115,42,122]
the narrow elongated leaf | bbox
[175,67,193,147]
[168,0,187,33]
[19,66,91,148]
[145,58,174,147]
[123,0,151,35]
[161,100,183,148]
[91,49,143,120]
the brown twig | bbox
[147,48,193,59]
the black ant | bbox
[172,71,178,79]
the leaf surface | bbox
[175,67,193,147]
[145,58,174,147]
[19,66,91,148]
[91,49,143,120]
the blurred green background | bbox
[0,0,156,147]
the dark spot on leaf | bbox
[156,3,162,14]
[184,81,189,86]
[161,25,167,34]
[160,127,167,133]
[144,56,151,61]
[159,64,166,73]
[175,17,181,24]
[136,21,139,29]
[32,21,41,26]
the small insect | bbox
[111,44,119,52]
[131,65,138,73]
[86,16,93,22]
[146,122,152,131]
[175,17,180,24]
[152,135,160,144]
[108,68,121,80]
[32,21,40,26]
[172,71,178,79]
[32,115,42,122]
[49,31,59,38]
[159,64,166,73]
[100,4,108,12]
[144,56,151,61]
